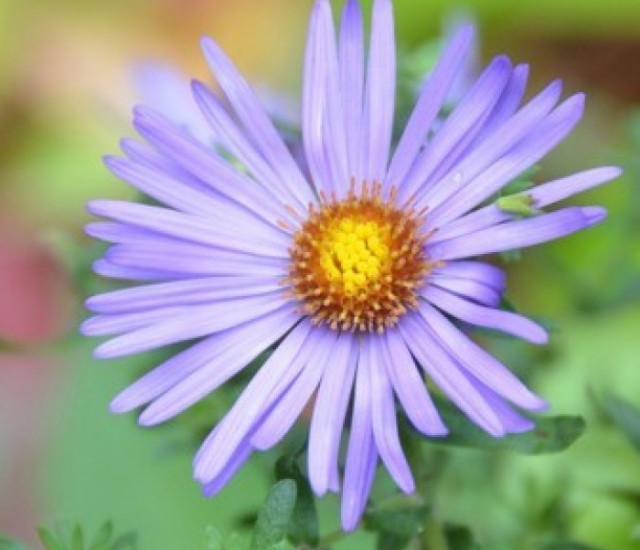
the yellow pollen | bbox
[285,183,437,333]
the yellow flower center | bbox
[285,184,436,333]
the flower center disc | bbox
[287,185,433,333]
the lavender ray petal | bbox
[426,93,584,227]
[364,0,396,185]
[383,329,448,436]
[202,436,253,497]
[429,206,604,262]
[431,260,506,292]
[386,25,474,186]
[424,286,548,344]
[367,336,415,493]
[200,37,313,207]
[132,106,288,223]
[399,55,512,201]
[419,302,547,410]
[109,306,298,414]
[308,332,357,495]
[251,329,337,450]
[469,379,536,433]
[193,321,314,483]
[341,351,378,531]
[86,276,282,314]
[93,294,288,359]
[339,0,365,182]
[427,274,502,307]
[398,313,505,436]
[191,80,309,214]
[92,258,177,282]
[88,200,289,258]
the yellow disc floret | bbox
[285,183,436,333]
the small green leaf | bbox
[364,495,430,539]
[376,532,412,550]
[444,525,484,550]
[496,194,539,217]
[426,400,585,454]
[599,393,640,451]
[37,529,65,550]
[88,522,113,550]
[274,456,319,546]
[250,480,297,550]
[0,536,35,550]
[70,525,84,550]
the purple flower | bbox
[83,0,620,530]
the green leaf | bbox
[70,525,84,550]
[444,525,484,550]
[543,542,605,550]
[496,194,539,217]
[250,480,297,550]
[376,532,412,550]
[274,456,318,546]
[598,393,640,451]
[0,536,35,550]
[364,495,430,539]
[37,529,65,550]
[425,400,586,454]
[88,522,113,550]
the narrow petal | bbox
[426,93,585,227]
[308,332,357,495]
[428,206,604,262]
[427,273,502,307]
[341,350,378,531]
[383,329,448,436]
[202,436,253,496]
[92,258,175,282]
[423,286,548,344]
[431,260,506,292]
[386,25,474,186]
[200,37,313,207]
[367,336,415,493]
[194,321,314,483]
[251,328,336,450]
[363,0,396,184]
[339,0,365,181]
[399,313,505,436]
[419,303,547,410]
[191,80,309,213]
[400,55,512,201]
[109,306,298,415]
[93,294,287,359]
[86,276,282,314]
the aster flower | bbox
[83,0,620,530]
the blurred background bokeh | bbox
[1,0,640,549]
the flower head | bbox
[83,0,620,530]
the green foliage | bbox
[0,524,137,550]
[250,480,297,550]
[597,393,640,452]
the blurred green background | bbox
[1,0,639,549]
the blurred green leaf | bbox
[250,480,297,550]
[88,522,113,550]
[38,529,65,550]
[365,495,430,540]
[543,542,605,550]
[274,456,318,547]
[426,400,586,454]
[70,525,83,550]
[598,394,640,452]
[205,526,225,550]
[444,525,484,550]
[0,537,35,550]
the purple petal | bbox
[419,302,547,410]
[93,293,288,359]
[339,0,365,182]
[308,333,357,495]
[202,435,253,497]
[429,206,604,262]
[341,350,378,531]
[109,306,298,414]
[432,260,506,292]
[367,336,415,493]
[193,321,314,483]
[251,328,337,450]
[200,37,312,207]
[468,379,536,434]
[363,0,396,184]
[383,329,448,436]
[426,93,585,227]
[398,313,504,436]
[92,258,175,282]
[387,25,474,186]
[427,273,502,307]
[424,285,548,344]
[400,55,512,201]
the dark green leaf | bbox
[88,522,113,550]
[376,532,412,550]
[425,400,585,454]
[250,480,297,550]
[444,525,484,550]
[274,456,318,546]
[70,525,83,550]
[364,495,430,539]
[599,393,640,451]
[109,532,137,550]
